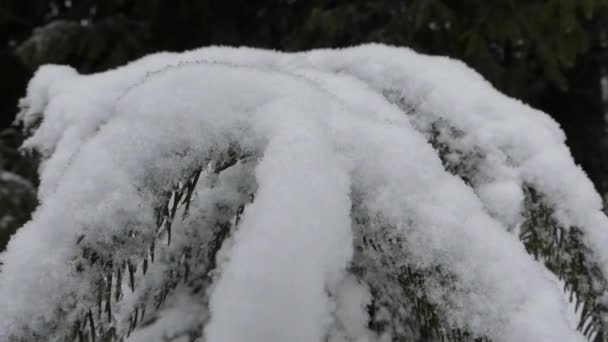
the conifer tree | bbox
[2,45,608,342]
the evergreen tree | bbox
[2,44,608,342]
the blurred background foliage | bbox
[1,0,608,251]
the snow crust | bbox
[2,44,606,342]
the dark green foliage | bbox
[2,0,607,89]
[16,16,148,73]
[63,147,253,342]
[0,171,36,252]
[0,129,37,252]
[409,103,608,340]
[351,192,489,342]
[521,187,608,341]
[404,0,606,95]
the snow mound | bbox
[2,44,607,342]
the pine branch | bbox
[521,186,608,341]
[351,196,489,342]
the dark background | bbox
[1,0,608,250]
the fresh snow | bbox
[0,44,606,342]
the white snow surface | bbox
[0,44,606,342]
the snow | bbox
[327,276,379,342]
[124,291,206,342]
[2,44,606,342]
[205,103,353,342]
[308,71,583,340]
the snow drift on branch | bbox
[1,44,607,342]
